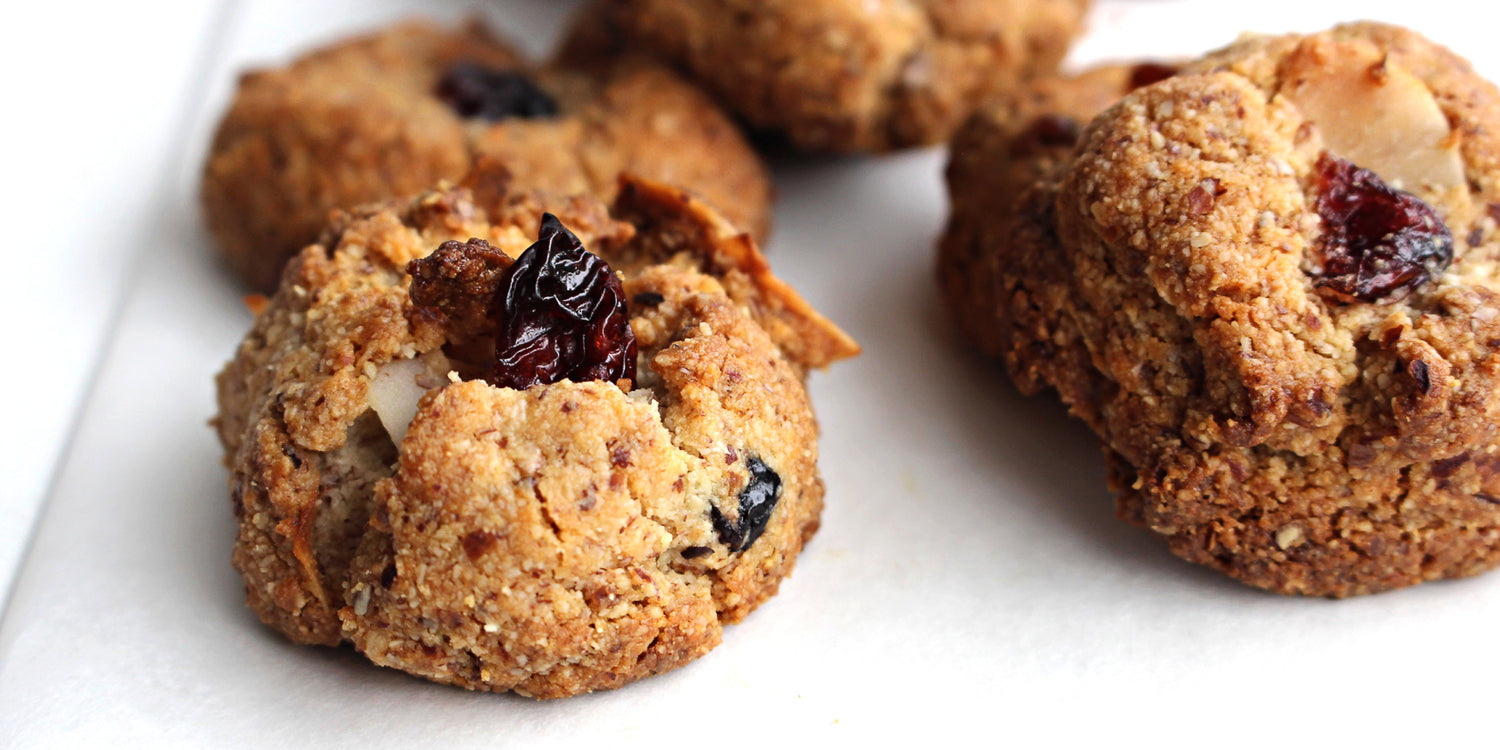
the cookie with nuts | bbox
[940,23,1500,596]
[201,18,773,291]
[213,166,857,697]
[592,0,1091,152]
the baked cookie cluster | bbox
[941,23,1500,596]
[214,168,857,697]
[203,0,1500,702]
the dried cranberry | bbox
[1028,115,1080,148]
[710,456,781,552]
[490,214,637,389]
[436,62,558,121]
[1311,153,1452,304]
[1127,62,1178,90]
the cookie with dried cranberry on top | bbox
[940,22,1500,596]
[201,19,772,291]
[213,165,856,698]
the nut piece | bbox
[1281,37,1465,192]
[367,351,452,445]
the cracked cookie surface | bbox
[201,19,772,291]
[214,168,855,697]
[598,0,1090,152]
[941,23,1500,596]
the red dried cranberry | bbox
[490,214,637,389]
[711,456,781,552]
[1311,153,1453,304]
[436,62,558,121]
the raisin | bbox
[490,213,637,389]
[436,62,558,122]
[710,456,781,552]
[1023,114,1080,149]
[1311,153,1453,304]
[1127,62,1178,90]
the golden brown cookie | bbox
[201,19,773,291]
[597,0,1091,152]
[940,23,1500,596]
[214,167,856,697]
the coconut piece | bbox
[1281,37,1465,192]
[367,350,451,445]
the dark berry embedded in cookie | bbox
[202,20,773,292]
[214,169,857,698]
[1311,154,1453,304]
[940,23,1500,597]
[488,214,637,389]
[436,62,558,121]
[711,455,782,552]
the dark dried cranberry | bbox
[490,214,637,389]
[710,456,781,552]
[1311,153,1453,304]
[1127,62,1178,90]
[1028,115,1080,148]
[632,291,665,307]
[436,62,558,121]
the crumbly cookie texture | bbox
[598,0,1091,152]
[941,61,1178,356]
[201,19,772,291]
[941,23,1500,596]
[214,169,856,697]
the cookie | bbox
[940,23,1500,596]
[940,60,1177,356]
[213,166,857,697]
[596,0,1091,152]
[201,19,773,291]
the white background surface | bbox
[5,0,1500,745]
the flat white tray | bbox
[5,0,1498,745]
